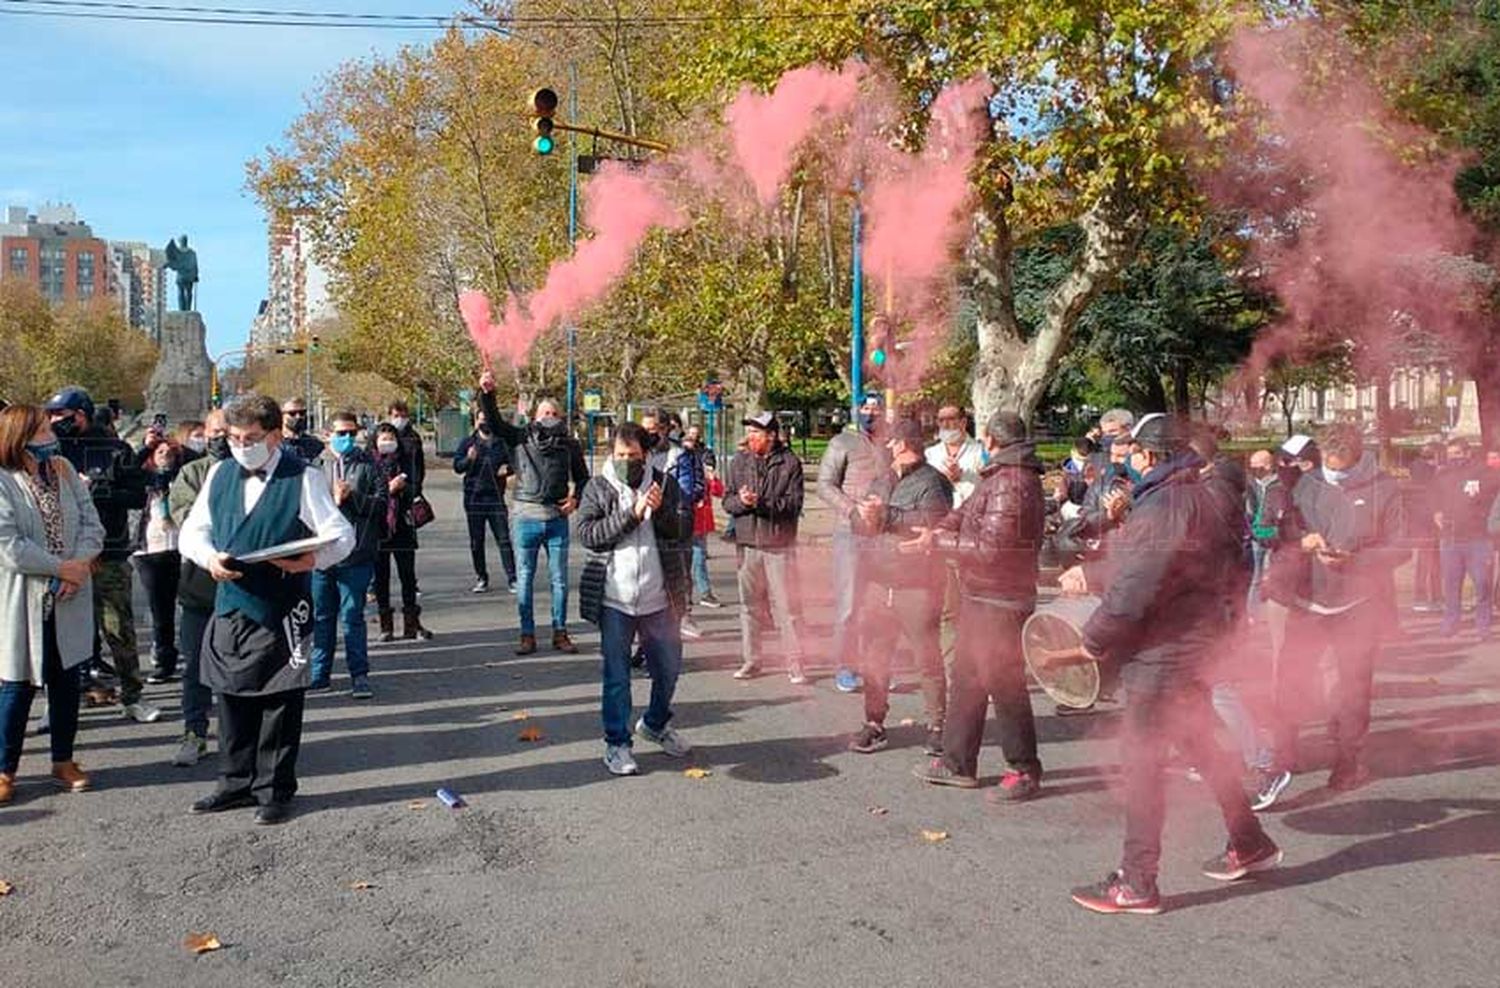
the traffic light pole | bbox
[850,183,865,424]
[566,61,579,426]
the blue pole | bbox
[566,61,580,424]
[850,183,865,424]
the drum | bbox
[1022,594,1103,709]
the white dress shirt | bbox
[925,437,986,508]
[180,447,355,573]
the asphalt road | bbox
[4,466,1499,987]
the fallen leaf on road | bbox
[898,718,917,727]
[920,829,950,843]
[183,932,223,955]
[517,725,544,742]
[684,768,712,779]
[405,800,427,810]
[0,879,13,896]
[349,881,377,891]
[511,710,531,721]
[868,806,889,816]
[1427,677,1439,685]
[1483,854,1500,861]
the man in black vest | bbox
[179,394,354,825]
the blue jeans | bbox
[831,528,859,669]
[1211,682,1272,772]
[514,516,570,636]
[178,604,214,738]
[691,535,712,599]
[1,618,80,775]
[599,606,681,746]
[1440,540,1494,635]
[311,563,375,683]
[1247,542,1270,617]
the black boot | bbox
[403,607,434,641]
[377,610,396,643]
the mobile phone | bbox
[153,413,168,430]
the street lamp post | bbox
[850,182,865,424]
[566,60,579,426]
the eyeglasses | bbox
[332,429,358,437]
[227,433,267,448]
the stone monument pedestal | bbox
[146,311,212,425]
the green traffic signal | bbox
[534,134,555,155]
[871,348,887,367]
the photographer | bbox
[45,387,158,723]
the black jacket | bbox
[477,390,588,508]
[723,442,804,550]
[58,429,147,562]
[1434,459,1498,541]
[453,432,512,510]
[931,440,1046,606]
[392,423,426,495]
[283,432,326,466]
[322,448,388,568]
[1292,454,1407,609]
[1081,453,1243,671]
[575,463,692,625]
[855,461,953,589]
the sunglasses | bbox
[332,429,358,437]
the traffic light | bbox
[310,334,321,353]
[530,87,558,155]
[866,314,893,375]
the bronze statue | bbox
[164,235,199,311]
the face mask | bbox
[535,415,564,433]
[231,440,272,473]
[331,434,357,457]
[389,417,409,432]
[642,431,660,450]
[1124,459,1146,485]
[51,417,78,439]
[856,412,877,435]
[668,429,683,443]
[26,441,59,463]
[620,459,646,488]
[1322,465,1352,486]
[285,415,307,435]
[938,428,963,446]
[477,424,491,436]
[376,439,399,455]
[979,445,992,467]
[185,437,207,454]
[207,435,230,462]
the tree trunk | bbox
[1171,359,1192,416]
[1474,330,1500,451]
[967,170,1144,429]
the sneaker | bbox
[697,593,723,609]
[635,717,692,757]
[924,726,944,757]
[308,679,332,692]
[172,732,208,767]
[552,630,579,654]
[122,701,162,724]
[680,617,704,640]
[33,707,49,736]
[1070,871,1162,915]
[604,743,639,776]
[0,773,13,805]
[787,663,810,686]
[987,769,1042,803]
[912,757,979,789]
[1412,601,1441,614]
[349,676,373,700]
[732,660,759,680]
[506,581,518,595]
[848,722,889,753]
[1202,837,1283,881]
[50,761,90,792]
[1251,768,1293,812]
[471,578,490,594]
[630,648,648,670]
[834,669,862,693]
[516,634,537,656]
[145,668,177,685]
[1327,757,1372,792]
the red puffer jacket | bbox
[694,475,725,537]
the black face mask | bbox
[207,435,231,462]
[477,424,491,436]
[52,417,79,438]
[1276,465,1301,490]
[621,459,646,487]
[642,432,660,451]
[285,414,307,435]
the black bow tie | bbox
[241,467,267,480]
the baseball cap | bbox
[742,411,779,432]
[44,386,94,417]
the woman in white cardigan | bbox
[0,404,104,803]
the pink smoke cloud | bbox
[460,162,684,366]
[725,61,865,205]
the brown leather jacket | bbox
[930,440,1046,606]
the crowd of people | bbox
[0,376,1493,913]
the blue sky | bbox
[1,3,464,357]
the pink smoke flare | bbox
[726,61,865,205]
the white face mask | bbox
[938,428,963,446]
[376,440,399,455]
[231,440,272,473]
[185,437,207,454]
[389,417,409,432]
